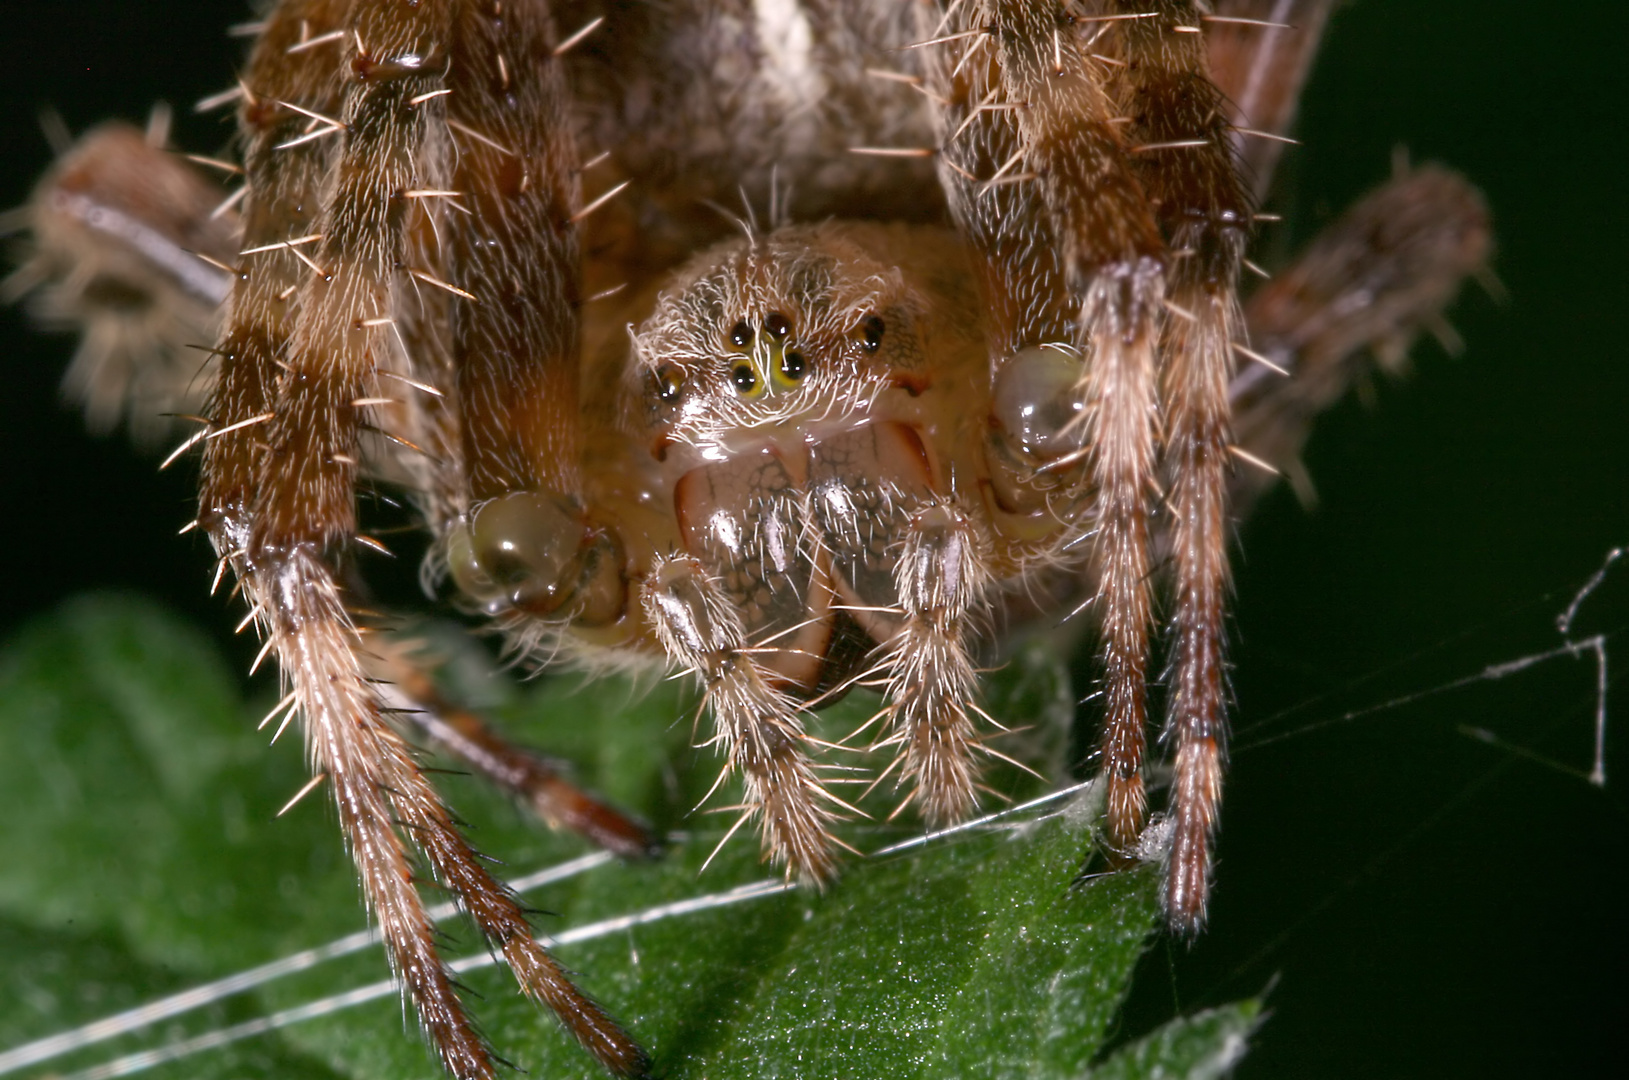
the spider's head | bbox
[630,223,923,458]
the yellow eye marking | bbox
[730,358,765,397]
[771,346,806,389]
[725,312,805,396]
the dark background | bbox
[0,1,1623,1076]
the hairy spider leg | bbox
[975,0,1169,875]
[367,637,665,861]
[1206,0,1334,204]
[440,0,627,637]
[925,0,1257,931]
[921,11,1072,361]
[201,2,646,1077]
[878,501,994,825]
[390,97,465,544]
[446,0,580,507]
[202,5,489,1076]
[1233,165,1493,506]
[7,122,235,444]
[201,0,341,542]
[1110,0,1253,935]
[641,554,840,883]
[804,415,996,827]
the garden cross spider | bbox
[11,0,1489,1076]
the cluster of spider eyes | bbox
[648,313,887,406]
[725,311,804,398]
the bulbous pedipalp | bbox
[992,343,1091,459]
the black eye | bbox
[780,351,806,381]
[729,320,753,348]
[862,315,885,352]
[650,363,684,403]
[765,311,791,340]
[731,364,759,393]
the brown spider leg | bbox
[201,0,344,546]
[11,122,237,445]
[979,0,1168,859]
[204,3,646,1077]
[383,705,649,1079]
[389,158,465,543]
[1206,0,1334,201]
[412,2,647,1075]
[642,554,838,884]
[1232,165,1493,509]
[807,420,991,827]
[204,4,498,1077]
[272,554,652,1079]
[919,9,1071,358]
[1107,0,1254,934]
[439,0,626,634]
[878,501,993,826]
[921,1,1093,578]
[369,641,664,860]
[447,0,581,507]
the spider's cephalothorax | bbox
[13,0,1492,1076]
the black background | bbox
[0,1,1624,1076]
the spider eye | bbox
[731,363,761,395]
[649,362,685,403]
[764,311,791,340]
[862,315,885,352]
[729,320,754,349]
[777,350,807,384]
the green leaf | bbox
[0,596,1258,1080]
[1090,1002,1263,1080]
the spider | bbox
[10,1,1490,1076]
